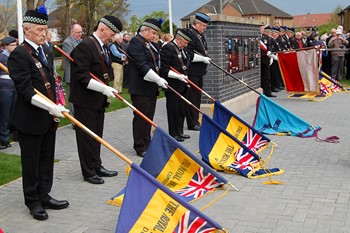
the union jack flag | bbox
[226,147,259,177]
[174,167,223,199]
[174,211,216,233]
[242,129,269,153]
[319,80,331,95]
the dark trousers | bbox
[74,106,104,177]
[261,63,271,95]
[165,91,185,137]
[18,130,56,210]
[270,61,281,89]
[130,94,157,154]
[0,90,16,141]
[185,75,203,128]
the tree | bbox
[161,19,177,34]
[0,0,16,32]
[53,0,129,39]
[127,10,169,34]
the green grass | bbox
[0,153,22,186]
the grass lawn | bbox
[0,153,22,186]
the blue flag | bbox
[108,127,228,206]
[213,100,270,153]
[253,94,321,137]
[200,114,284,178]
[115,163,226,233]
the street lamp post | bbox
[168,0,173,35]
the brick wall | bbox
[199,15,262,114]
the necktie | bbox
[38,47,48,66]
[103,45,110,65]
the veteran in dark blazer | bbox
[160,29,192,142]
[127,18,168,157]
[185,12,211,131]
[8,6,69,221]
[70,16,122,185]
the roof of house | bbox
[292,13,333,28]
[181,0,292,20]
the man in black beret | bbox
[185,12,211,131]
[7,6,69,220]
[70,15,121,185]
[127,18,168,157]
[160,28,192,141]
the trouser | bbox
[18,131,56,209]
[185,75,203,128]
[261,63,271,94]
[112,62,124,92]
[331,56,345,81]
[0,89,16,141]
[165,91,185,137]
[130,95,157,154]
[74,106,104,177]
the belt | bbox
[0,74,10,80]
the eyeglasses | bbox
[74,31,83,34]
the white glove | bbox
[144,69,168,89]
[269,57,273,66]
[87,79,117,98]
[267,51,278,61]
[31,94,69,118]
[193,53,211,64]
[168,70,188,83]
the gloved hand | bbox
[49,104,69,118]
[269,57,273,66]
[193,53,211,64]
[267,51,278,61]
[31,94,69,118]
[168,70,188,83]
[87,79,117,98]
[144,69,168,89]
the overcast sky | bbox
[127,0,350,26]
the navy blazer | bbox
[8,41,56,135]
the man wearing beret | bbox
[160,29,192,142]
[185,12,211,131]
[0,36,17,149]
[127,18,168,157]
[7,6,69,220]
[70,15,121,184]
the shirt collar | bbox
[93,32,104,49]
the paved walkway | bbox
[1,90,350,233]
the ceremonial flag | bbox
[115,163,226,233]
[213,100,270,153]
[253,94,321,137]
[319,74,342,94]
[200,114,283,178]
[278,49,319,95]
[108,127,227,206]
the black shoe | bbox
[137,151,146,157]
[173,136,184,142]
[3,141,11,147]
[0,144,6,150]
[271,88,280,92]
[188,125,200,131]
[42,198,69,210]
[84,175,104,184]
[30,205,48,221]
[97,167,118,177]
[264,93,276,97]
[180,134,190,139]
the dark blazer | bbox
[160,41,188,94]
[69,35,110,110]
[260,34,271,65]
[126,34,159,97]
[186,27,208,77]
[8,41,56,135]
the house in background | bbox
[180,0,293,28]
[293,13,333,33]
[338,5,350,32]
